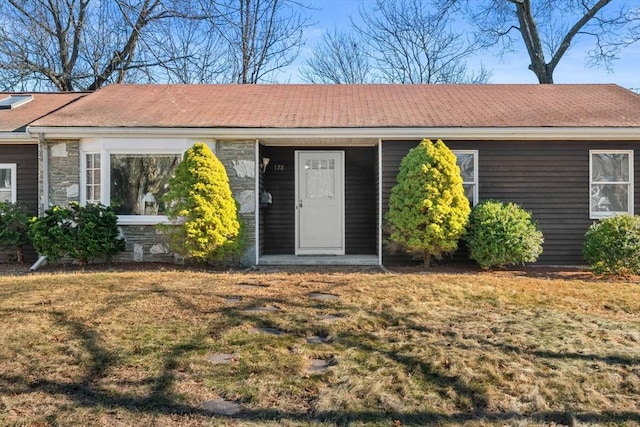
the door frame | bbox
[294,150,345,255]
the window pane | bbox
[592,153,629,182]
[463,184,475,206]
[591,184,629,213]
[456,153,475,183]
[0,168,11,189]
[110,154,180,215]
[0,190,11,202]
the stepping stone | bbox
[199,398,242,416]
[237,283,267,290]
[305,359,331,375]
[243,305,279,313]
[319,314,342,322]
[223,297,242,303]
[306,335,328,344]
[249,327,283,336]
[207,353,235,364]
[308,292,339,301]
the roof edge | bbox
[27,126,640,141]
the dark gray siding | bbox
[382,139,640,265]
[261,146,377,255]
[0,144,38,262]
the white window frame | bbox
[80,138,213,225]
[453,150,479,206]
[0,163,17,204]
[589,149,634,219]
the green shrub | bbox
[386,138,470,267]
[29,202,125,265]
[466,200,543,269]
[161,142,243,264]
[0,202,31,263]
[583,214,640,276]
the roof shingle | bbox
[0,92,86,132]
[30,84,640,129]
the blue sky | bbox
[286,0,639,89]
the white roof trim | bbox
[0,132,38,143]
[27,126,640,141]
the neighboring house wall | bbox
[42,139,257,265]
[382,139,640,265]
[0,144,38,262]
[260,145,377,256]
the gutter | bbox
[26,125,640,141]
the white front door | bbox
[296,151,345,255]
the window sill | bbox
[117,215,170,226]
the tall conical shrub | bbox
[162,142,243,263]
[386,138,470,267]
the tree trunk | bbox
[423,252,432,268]
[16,246,24,264]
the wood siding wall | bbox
[0,144,38,262]
[261,146,377,255]
[382,140,640,265]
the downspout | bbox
[254,138,260,266]
[378,139,383,267]
[30,132,48,271]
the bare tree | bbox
[0,0,186,91]
[300,29,372,84]
[440,0,640,84]
[199,0,312,84]
[354,0,489,84]
[141,3,230,83]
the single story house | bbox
[0,92,85,261]
[25,84,640,266]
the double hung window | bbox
[453,150,478,206]
[590,150,634,218]
[0,164,17,203]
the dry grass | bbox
[0,268,639,426]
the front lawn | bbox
[0,269,638,426]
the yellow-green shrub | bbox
[385,139,470,267]
[161,143,243,263]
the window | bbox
[453,150,478,206]
[0,95,33,110]
[80,138,200,224]
[109,154,180,215]
[0,164,17,203]
[85,153,101,204]
[590,150,634,218]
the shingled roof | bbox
[30,84,640,129]
[0,92,86,132]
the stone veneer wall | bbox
[41,139,257,265]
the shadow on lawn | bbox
[2,282,639,426]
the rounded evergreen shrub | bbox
[386,138,470,267]
[465,200,543,269]
[29,202,125,265]
[161,142,243,263]
[583,214,640,276]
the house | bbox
[26,84,640,266]
[0,92,85,261]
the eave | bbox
[0,132,38,144]
[26,126,640,141]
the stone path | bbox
[199,398,242,416]
[199,286,343,416]
[206,353,234,364]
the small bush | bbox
[583,214,640,276]
[0,202,31,263]
[466,200,543,269]
[29,202,125,265]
